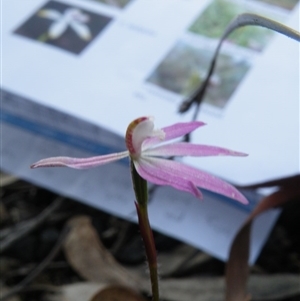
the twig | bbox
[0,196,63,253]
[0,225,70,301]
[110,220,131,255]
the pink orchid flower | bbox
[31,117,248,204]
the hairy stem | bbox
[135,202,159,301]
[130,160,159,301]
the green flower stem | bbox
[135,202,159,301]
[130,160,159,301]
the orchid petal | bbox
[126,117,152,154]
[48,19,68,39]
[126,117,165,155]
[143,121,205,149]
[138,157,248,204]
[31,151,129,169]
[70,21,92,40]
[134,158,203,199]
[144,142,248,157]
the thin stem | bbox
[130,160,148,206]
[0,226,69,301]
[130,160,159,301]
[135,202,159,301]
[179,13,300,120]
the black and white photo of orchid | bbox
[37,7,92,41]
[14,0,112,54]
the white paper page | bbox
[186,4,300,185]
[3,0,299,184]
[1,91,279,263]
[2,0,297,262]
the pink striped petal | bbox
[162,121,206,140]
[144,142,248,157]
[31,151,129,169]
[134,158,203,199]
[137,157,248,204]
[143,121,205,149]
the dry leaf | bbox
[0,202,10,224]
[90,285,147,301]
[226,175,300,301]
[249,274,300,300]
[63,216,141,289]
[158,244,211,277]
[0,283,21,301]
[45,274,300,301]
[0,171,18,187]
[161,275,300,301]
[46,282,106,301]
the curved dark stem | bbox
[179,13,300,127]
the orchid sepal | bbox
[30,151,129,169]
[144,142,248,157]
